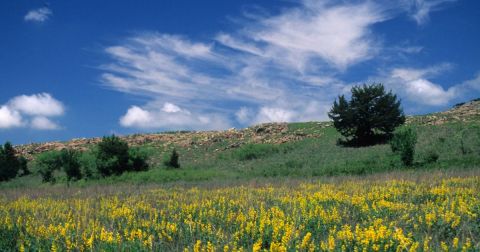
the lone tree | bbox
[0,142,21,181]
[165,149,180,168]
[96,135,130,176]
[328,83,405,146]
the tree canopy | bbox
[328,83,405,146]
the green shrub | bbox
[18,156,30,176]
[60,149,82,182]
[129,147,149,171]
[232,143,279,161]
[390,128,417,166]
[165,149,180,168]
[78,151,96,179]
[96,135,130,176]
[424,150,439,164]
[36,151,62,183]
[0,142,21,181]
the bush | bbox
[328,83,405,146]
[96,135,130,176]
[18,157,30,176]
[36,151,62,183]
[78,151,96,179]
[129,147,149,172]
[424,151,439,164]
[390,128,417,166]
[60,149,82,182]
[0,142,25,181]
[165,149,180,168]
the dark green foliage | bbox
[96,135,130,176]
[60,149,82,182]
[424,150,439,164]
[165,149,180,168]
[18,157,30,176]
[328,83,405,146]
[36,151,62,183]
[0,142,23,181]
[129,148,149,172]
[390,128,417,166]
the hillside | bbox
[2,99,478,188]
[15,99,480,159]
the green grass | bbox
[2,121,479,188]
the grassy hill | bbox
[3,99,480,188]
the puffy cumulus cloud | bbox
[233,100,332,126]
[389,65,456,106]
[162,102,183,113]
[24,7,52,23]
[8,93,64,116]
[372,64,479,107]
[402,79,456,106]
[31,116,60,130]
[0,106,24,129]
[120,103,231,130]
[0,93,64,130]
[119,106,153,128]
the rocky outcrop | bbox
[406,99,480,126]
[15,122,327,159]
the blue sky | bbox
[1,0,479,144]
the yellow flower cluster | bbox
[0,177,479,251]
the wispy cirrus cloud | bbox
[102,0,386,130]
[24,7,52,23]
[0,93,64,130]
[401,0,457,25]
[101,0,473,131]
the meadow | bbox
[1,170,479,251]
[1,103,479,251]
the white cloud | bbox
[24,7,52,23]
[162,102,183,113]
[31,116,60,130]
[403,79,456,106]
[461,73,480,92]
[120,103,231,130]
[103,0,389,130]
[120,106,153,128]
[9,93,64,116]
[235,107,253,124]
[0,93,64,130]
[243,0,386,70]
[377,64,479,106]
[402,0,457,25]
[0,106,24,129]
[102,0,468,130]
[255,107,295,123]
